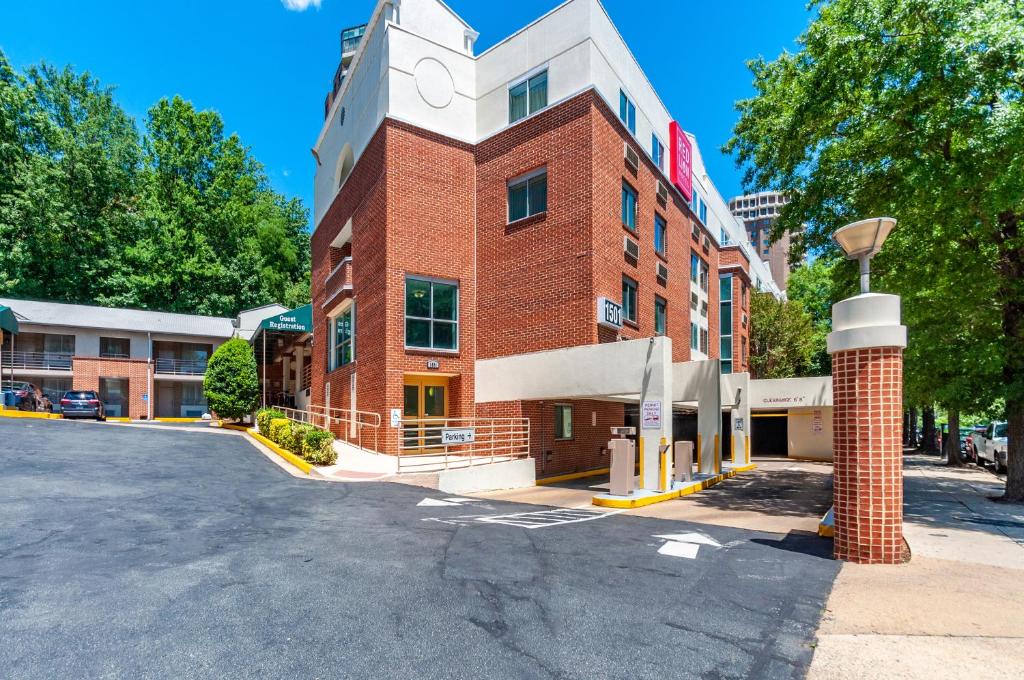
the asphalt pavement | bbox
[0,418,840,679]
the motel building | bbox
[307,0,835,493]
[0,298,313,421]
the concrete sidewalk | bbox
[809,454,1024,679]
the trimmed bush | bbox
[203,338,260,421]
[256,407,285,434]
[288,424,313,455]
[268,418,293,449]
[303,428,337,466]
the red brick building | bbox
[310,0,779,475]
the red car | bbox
[3,381,41,411]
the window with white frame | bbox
[621,182,637,231]
[622,276,638,324]
[405,277,458,351]
[654,296,667,336]
[508,169,547,222]
[619,90,636,134]
[329,304,355,371]
[654,214,667,255]
[690,322,699,351]
[509,70,548,123]
[720,275,733,374]
[652,133,665,171]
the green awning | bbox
[258,304,312,333]
[0,305,18,335]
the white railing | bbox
[8,351,73,371]
[397,417,530,473]
[154,357,208,375]
[277,405,381,453]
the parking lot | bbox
[0,418,840,679]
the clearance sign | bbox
[669,121,692,202]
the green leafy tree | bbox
[748,291,817,379]
[203,338,259,420]
[786,257,838,376]
[726,0,1024,500]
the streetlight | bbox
[833,217,897,294]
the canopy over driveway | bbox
[250,304,313,409]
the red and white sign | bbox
[669,121,692,201]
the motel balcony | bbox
[153,357,208,377]
[8,351,73,372]
[323,257,353,311]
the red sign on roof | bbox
[669,122,692,202]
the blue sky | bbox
[2,0,813,228]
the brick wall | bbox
[832,346,904,564]
[72,357,150,419]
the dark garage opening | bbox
[751,413,788,457]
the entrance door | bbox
[402,375,449,451]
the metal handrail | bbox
[154,357,208,375]
[397,417,530,473]
[277,405,381,453]
[7,351,73,371]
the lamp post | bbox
[827,217,907,564]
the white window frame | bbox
[404,275,460,352]
[328,301,355,371]
[507,167,548,223]
[508,65,549,124]
[554,404,573,441]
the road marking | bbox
[654,530,723,559]
[417,497,483,507]
[422,506,624,529]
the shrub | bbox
[204,338,259,420]
[256,407,285,434]
[303,428,337,465]
[288,424,313,455]
[268,418,293,449]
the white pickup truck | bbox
[971,421,1008,473]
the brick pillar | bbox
[827,293,907,564]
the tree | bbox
[785,257,838,376]
[726,0,1024,501]
[748,291,817,379]
[203,338,259,420]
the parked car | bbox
[2,380,41,411]
[972,421,1008,473]
[59,390,106,421]
[959,427,973,455]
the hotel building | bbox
[310,0,780,477]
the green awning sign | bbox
[0,305,18,335]
[259,304,312,333]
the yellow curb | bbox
[592,469,739,508]
[0,409,63,420]
[220,423,249,432]
[818,506,835,538]
[728,463,758,473]
[537,467,611,485]
[248,428,313,474]
[153,417,204,423]
[105,417,131,423]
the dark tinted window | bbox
[65,391,97,400]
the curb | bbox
[0,408,62,420]
[593,468,743,509]
[247,428,313,475]
[152,417,205,423]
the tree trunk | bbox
[921,406,937,454]
[908,406,919,447]
[945,408,963,466]
[903,410,911,448]
[997,210,1024,502]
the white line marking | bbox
[653,532,722,548]
[658,542,701,559]
[418,498,460,507]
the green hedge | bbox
[256,407,285,434]
[262,415,337,466]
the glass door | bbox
[402,375,449,452]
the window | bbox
[554,404,573,440]
[654,296,667,336]
[330,305,355,370]
[699,259,709,292]
[621,183,637,231]
[621,276,638,324]
[654,214,667,255]
[619,90,636,134]
[405,277,458,350]
[509,70,548,123]
[699,199,707,225]
[700,327,709,354]
[691,322,699,351]
[508,170,547,222]
[652,133,665,171]
[690,251,699,283]
[700,301,708,318]
[720,275,733,374]
[99,337,130,359]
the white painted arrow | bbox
[653,532,722,548]
[653,531,723,559]
[657,542,701,559]
[417,498,461,507]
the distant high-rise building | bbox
[729,191,798,291]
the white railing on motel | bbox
[277,405,381,453]
[397,417,530,474]
[8,351,73,371]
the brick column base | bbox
[831,346,904,564]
